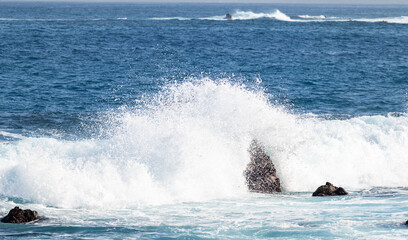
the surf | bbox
[0,79,407,209]
[149,10,294,22]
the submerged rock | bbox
[244,140,281,193]
[312,182,348,196]
[1,206,40,224]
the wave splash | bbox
[0,79,407,208]
[201,10,292,21]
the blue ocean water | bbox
[0,2,407,239]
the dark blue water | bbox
[1,3,408,239]
[0,2,407,136]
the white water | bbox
[150,17,191,21]
[2,11,407,25]
[297,14,408,24]
[0,130,25,140]
[298,15,328,19]
[200,10,293,21]
[0,79,407,209]
[352,16,408,24]
[150,10,292,21]
[149,10,408,24]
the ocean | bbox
[0,2,407,239]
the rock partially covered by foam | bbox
[312,182,348,196]
[225,13,233,20]
[1,206,40,224]
[244,140,281,193]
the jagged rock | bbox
[225,13,233,20]
[1,206,40,224]
[312,182,348,196]
[244,140,281,193]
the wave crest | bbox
[219,10,292,21]
[0,79,407,208]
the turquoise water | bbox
[2,191,408,239]
[0,2,407,239]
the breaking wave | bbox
[0,79,407,208]
[200,10,293,21]
[297,15,408,24]
[352,16,408,24]
[298,15,328,19]
[149,10,293,21]
[149,10,408,24]
[150,17,191,21]
[2,12,406,24]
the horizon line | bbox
[0,1,407,5]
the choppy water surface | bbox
[0,2,407,239]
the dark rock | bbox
[405,220,408,225]
[312,182,348,196]
[225,13,233,20]
[244,140,281,193]
[1,206,40,224]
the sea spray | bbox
[0,79,407,209]
[0,79,288,208]
[277,115,408,192]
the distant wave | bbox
[2,13,406,24]
[297,14,408,24]
[149,10,294,22]
[150,17,191,21]
[352,16,408,24]
[298,15,327,19]
[200,10,293,21]
[148,10,408,24]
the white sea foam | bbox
[149,10,293,21]
[308,15,408,24]
[298,15,327,19]
[0,130,25,140]
[297,14,408,24]
[150,17,191,21]
[200,10,293,21]
[353,16,408,24]
[150,10,406,24]
[0,79,407,208]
